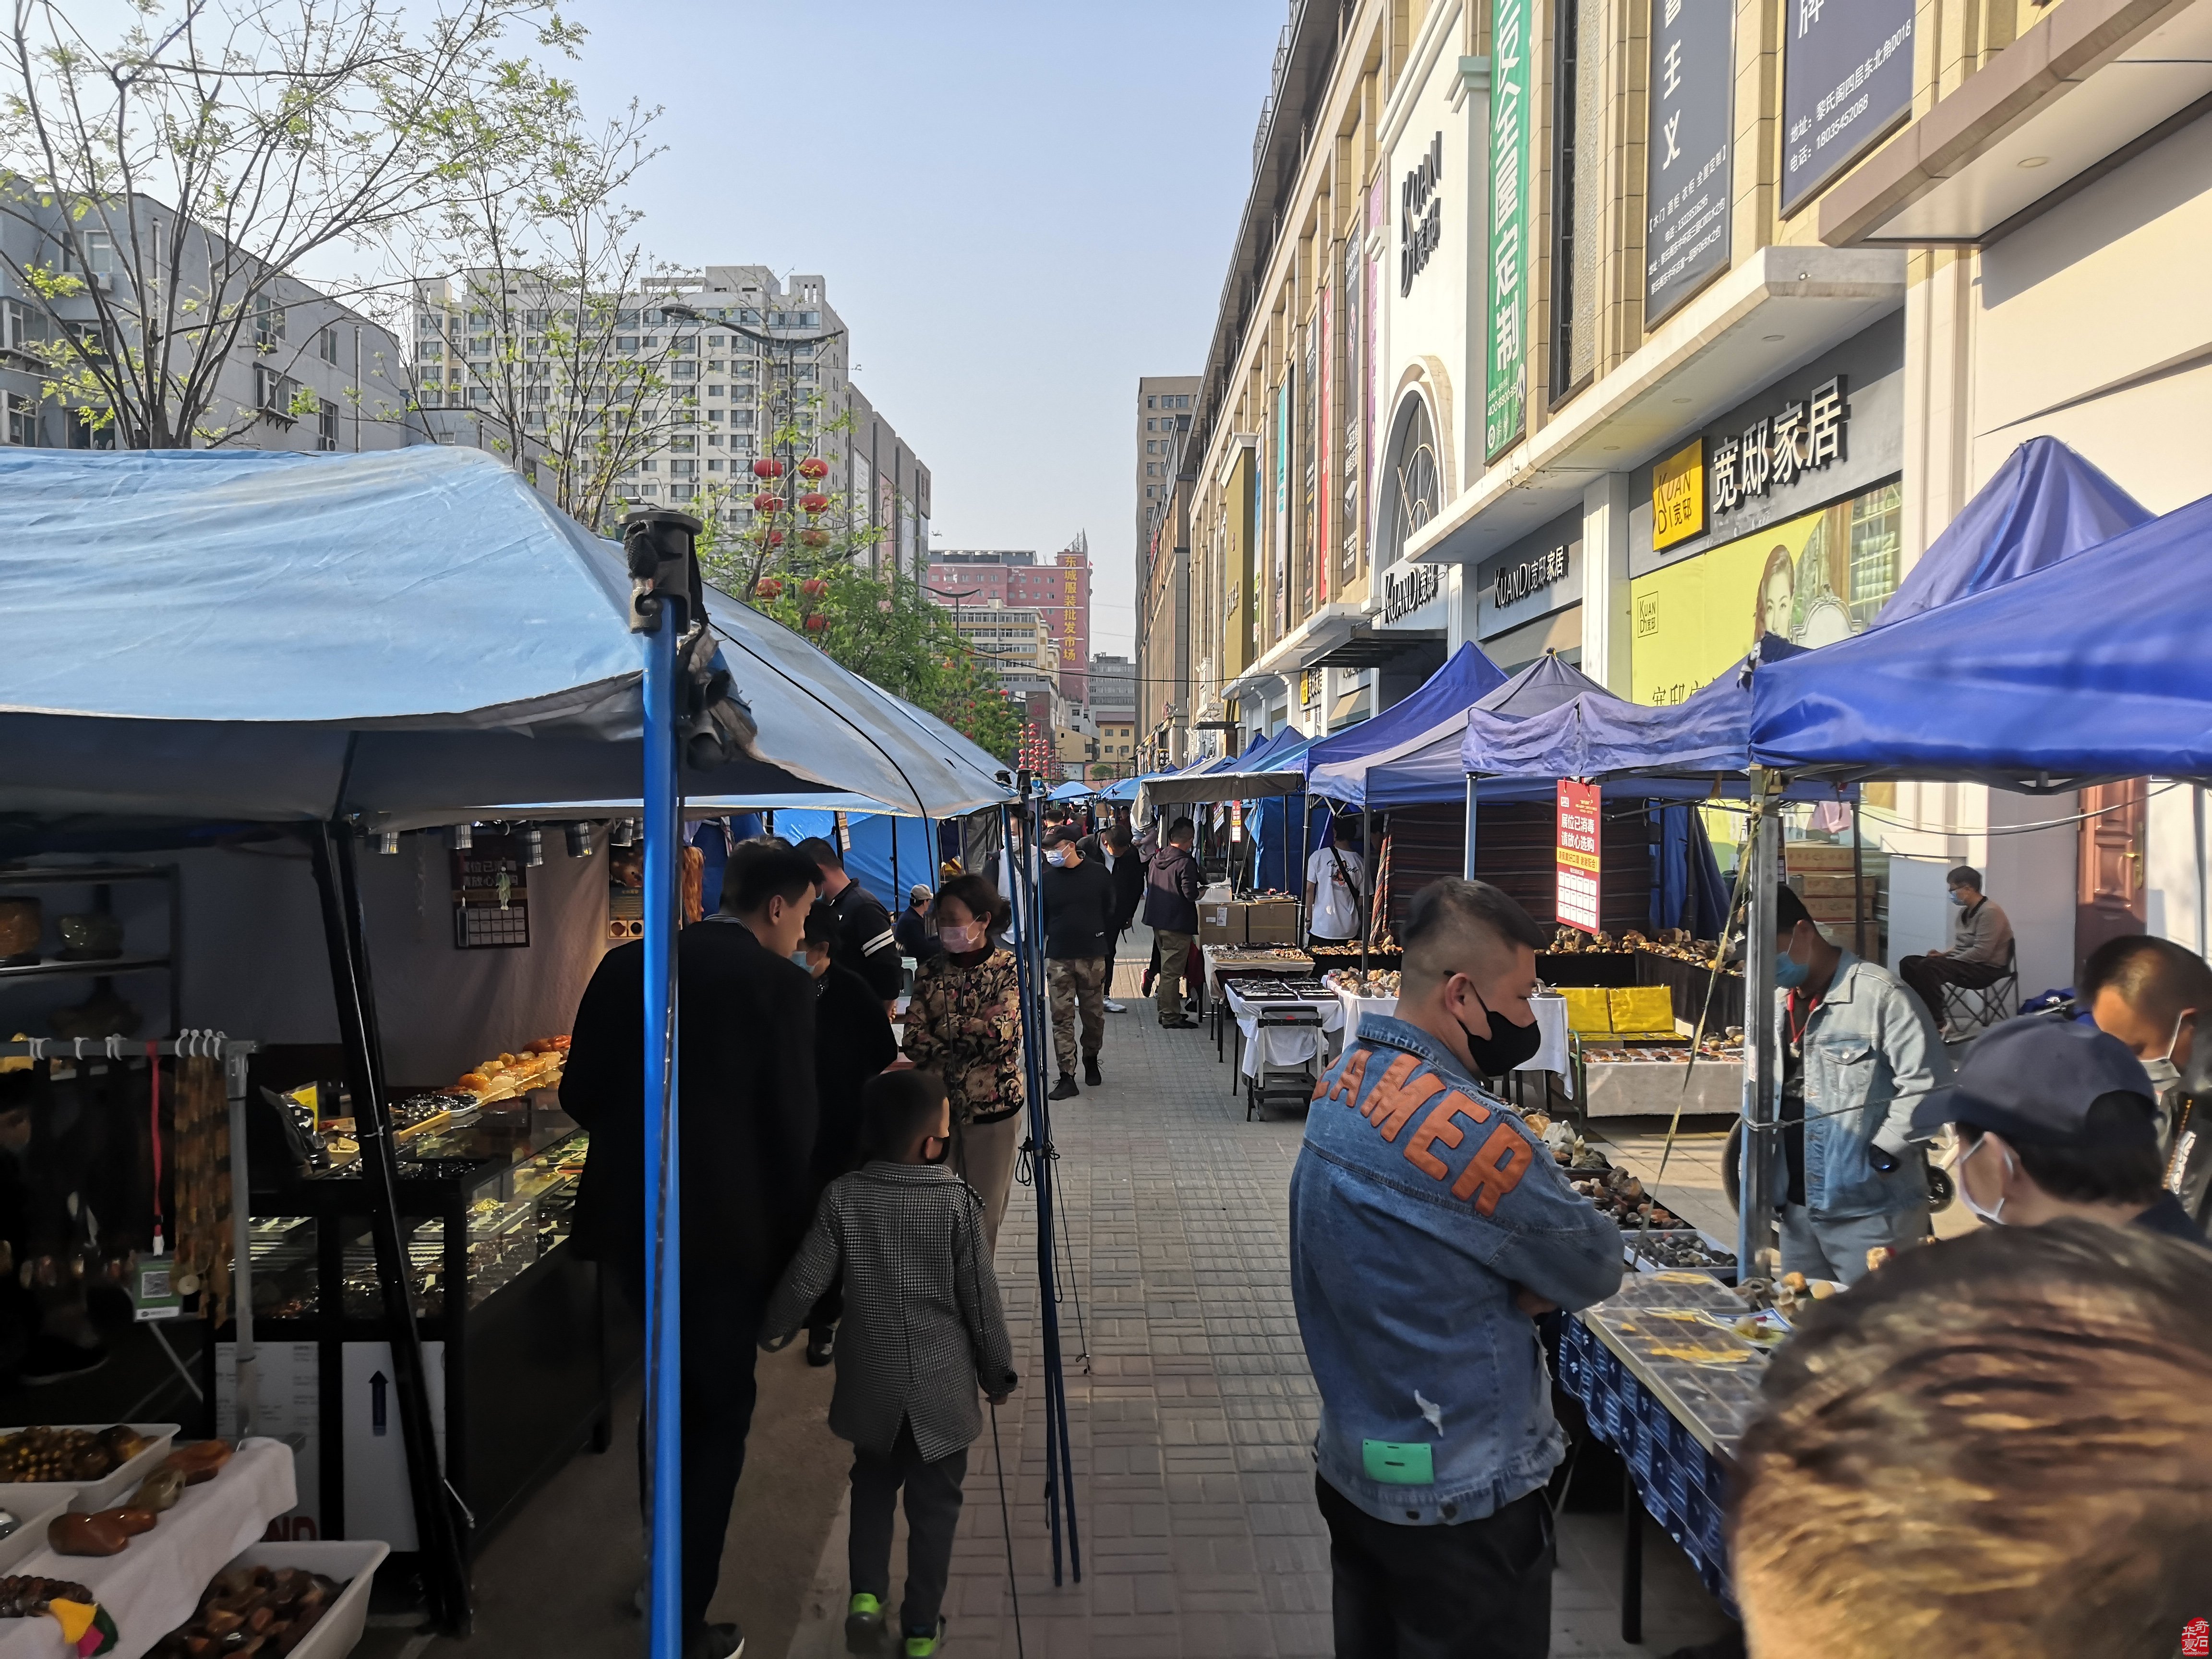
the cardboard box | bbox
[1798,872,1873,897]
[1198,901,1243,947]
[1785,843,1857,872]
[1244,899,1300,944]
[1803,894,1877,923]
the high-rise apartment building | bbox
[925,541,1092,700]
[413,265,928,570]
[1136,375,1200,569]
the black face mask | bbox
[1455,980,1543,1077]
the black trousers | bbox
[1899,954,2001,1021]
[1316,1476,1554,1659]
[849,1419,969,1636]
[620,1264,764,1643]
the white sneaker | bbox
[1104,998,1127,1013]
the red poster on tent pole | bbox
[1556,780,1602,934]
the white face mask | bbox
[790,948,812,971]
[1046,847,1070,866]
[1951,1133,2013,1226]
[2142,1009,2191,1092]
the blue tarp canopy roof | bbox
[1097,771,1171,804]
[1751,485,2212,787]
[1299,642,1506,781]
[1309,652,1603,808]
[1869,437,2148,630]
[0,448,1010,835]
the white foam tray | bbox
[0,1424,180,1513]
[218,1540,390,1659]
[0,1482,78,1574]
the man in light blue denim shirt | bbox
[1772,884,1951,1283]
[1290,880,1624,1658]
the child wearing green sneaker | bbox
[762,1069,1018,1656]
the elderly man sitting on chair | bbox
[1899,865,2014,1037]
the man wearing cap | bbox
[1909,1015,2210,1247]
[1769,885,1950,1283]
[894,883,942,970]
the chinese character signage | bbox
[1710,376,1847,523]
[1782,0,1915,216]
[1273,374,1291,638]
[1557,781,1602,935]
[1651,438,1706,551]
[1485,0,1531,460]
[1645,0,1734,325]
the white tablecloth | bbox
[1226,986,1345,1080]
[1327,990,1570,1086]
[0,1438,298,1659]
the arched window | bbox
[1381,393,1439,568]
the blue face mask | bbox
[1948,890,1966,907]
[1773,935,1812,989]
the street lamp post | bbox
[661,301,846,524]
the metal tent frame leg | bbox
[1004,786,1082,1586]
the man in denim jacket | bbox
[1770,884,1951,1283]
[1290,880,1624,1658]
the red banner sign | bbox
[1556,781,1602,934]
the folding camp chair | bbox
[1940,940,2020,1035]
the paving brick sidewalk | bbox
[787,932,1731,1659]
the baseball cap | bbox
[1908,1015,2158,1145]
[908,884,932,905]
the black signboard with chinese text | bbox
[1782,0,1915,216]
[1645,0,1734,326]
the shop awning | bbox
[1871,438,2149,628]
[1817,0,2212,247]
[1751,487,2212,787]
[0,448,1011,834]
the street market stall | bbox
[0,447,1016,1649]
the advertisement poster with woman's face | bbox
[1630,481,1902,705]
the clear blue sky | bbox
[552,0,1288,663]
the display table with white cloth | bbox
[1222,982,1345,1083]
[1328,990,1570,1085]
[0,1438,298,1659]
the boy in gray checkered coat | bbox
[763,1070,1019,1657]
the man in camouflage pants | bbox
[1040,826,1116,1100]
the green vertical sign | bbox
[1485,0,1532,459]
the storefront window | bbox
[1848,482,1902,628]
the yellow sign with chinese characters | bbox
[1651,438,1706,551]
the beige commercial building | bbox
[1172,0,2212,991]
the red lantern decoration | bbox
[797,457,829,481]
[755,577,783,600]
[799,492,830,514]
[805,613,828,632]
[767,530,784,547]
[752,493,784,513]
[800,528,830,548]
[752,458,784,479]
[800,577,828,598]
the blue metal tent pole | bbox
[637,545,685,1659]
[1034,784,1080,1585]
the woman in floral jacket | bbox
[902,873,1026,1247]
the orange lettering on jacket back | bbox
[1316,1044,1373,1105]
[1403,1091,1490,1179]
[1453,1121,1535,1214]
[1364,1058,1446,1143]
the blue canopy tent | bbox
[0,447,1022,1648]
[1868,436,2149,630]
[1048,780,1097,801]
[1299,641,1508,783]
[1098,770,1171,804]
[1751,487,2212,787]
[1309,652,1606,810]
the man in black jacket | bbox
[562,839,823,1659]
[798,899,902,1365]
[1078,821,1146,1013]
[1143,818,1203,1029]
[795,837,906,1014]
[1042,825,1118,1097]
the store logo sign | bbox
[1493,541,1569,610]
[1400,132,1444,297]
[1711,376,1847,519]
[1382,559,1441,624]
[1651,438,1706,551]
